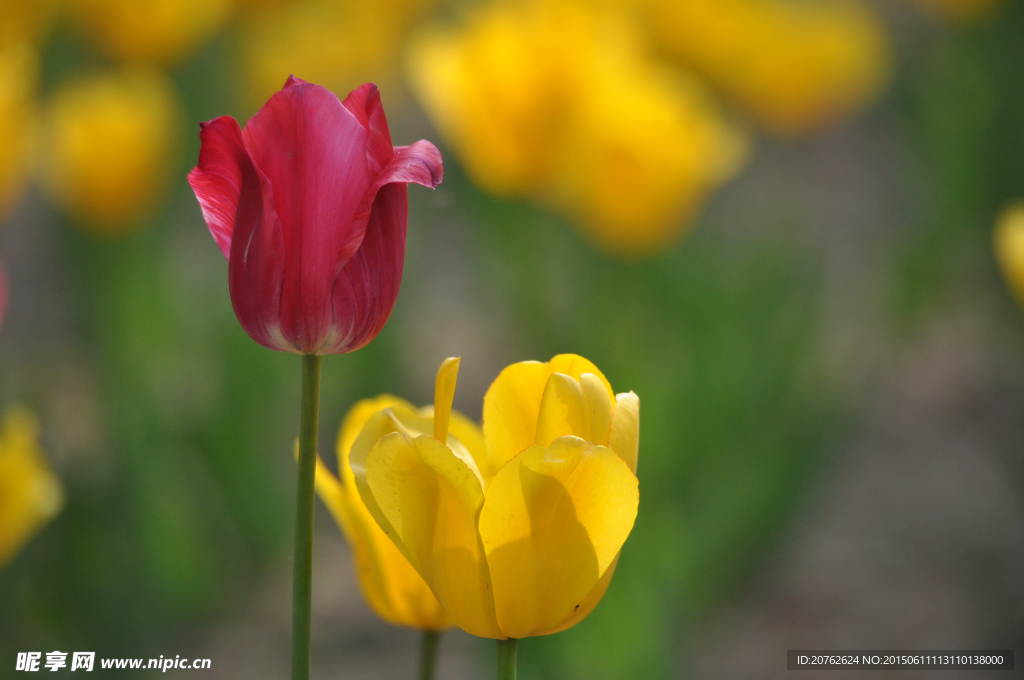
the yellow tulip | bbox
[994,203,1024,308]
[239,0,437,112]
[313,395,456,631]
[0,405,63,570]
[352,355,639,639]
[66,0,233,64]
[0,43,37,221]
[549,55,745,255]
[40,66,180,235]
[408,1,744,256]
[643,0,890,136]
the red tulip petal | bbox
[241,80,371,353]
[227,145,289,352]
[284,74,308,88]
[326,182,407,354]
[187,116,248,259]
[324,141,442,354]
[343,83,394,176]
[353,140,443,225]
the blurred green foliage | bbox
[893,2,1024,323]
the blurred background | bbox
[0,0,1022,677]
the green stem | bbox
[419,630,441,680]
[292,354,322,680]
[496,638,517,680]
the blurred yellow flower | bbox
[994,203,1024,308]
[914,0,1002,22]
[550,57,745,255]
[0,43,37,221]
[352,355,639,639]
[0,405,63,570]
[313,395,456,631]
[0,0,59,47]
[239,0,437,112]
[643,0,890,136]
[40,66,180,235]
[409,1,744,256]
[67,0,233,64]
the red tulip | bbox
[187,77,442,354]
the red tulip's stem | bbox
[419,630,441,680]
[293,353,322,680]
[496,638,517,680]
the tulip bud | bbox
[188,77,443,355]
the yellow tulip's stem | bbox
[496,638,517,680]
[293,353,322,680]
[419,630,441,680]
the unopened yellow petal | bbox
[549,355,614,396]
[580,373,613,446]
[479,436,639,638]
[433,357,460,444]
[535,372,589,446]
[608,392,640,473]
[357,432,502,638]
[483,354,612,476]
[0,406,63,569]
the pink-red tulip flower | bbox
[188,76,442,355]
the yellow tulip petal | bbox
[316,415,453,630]
[608,392,640,473]
[483,354,612,475]
[357,432,502,638]
[535,372,589,446]
[433,357,460,444]
[479,436,639,638]
[447,410,488,478]
[337,395,415,488]
[548,354,613,397]
[580,373,613,446]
